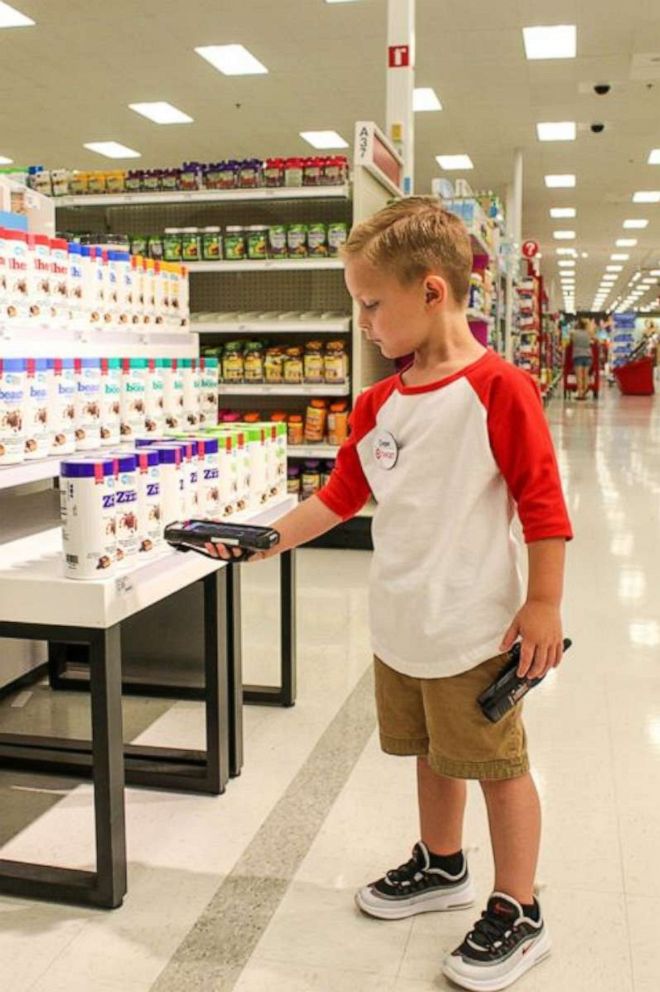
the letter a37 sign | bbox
[522,240,540,259]
[388,45,410,68]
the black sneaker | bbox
[442,892,551,991]
[355,841,474,920]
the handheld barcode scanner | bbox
[478,638,572,723]
[164,520,280,561]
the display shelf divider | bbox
[187,259,343,274]
[218,381,350,397]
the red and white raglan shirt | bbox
[317,351,573,678]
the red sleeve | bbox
[469,359,573,543]
[317,377,397,520]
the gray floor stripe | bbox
[150,664,376,992]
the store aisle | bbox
[0,387,659,992]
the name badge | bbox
[373,430,399,470]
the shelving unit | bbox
[218,382,350,397]
[0,325,198,359]
[192,315,350,335]
[52,122,401,543]
[54,185,351,209]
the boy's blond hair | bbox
[341,196,473,304]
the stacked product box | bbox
[0,356,219,466]
[0,227,190,330]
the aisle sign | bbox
[388,45,410,68]
[522,240,540,259]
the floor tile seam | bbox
[22,917,91,992]
[148,663,378,992]
[603,660,637,982]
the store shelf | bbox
[53,185,351,209]
[288,445,339,459]
[219,381,350,397]
[193,314,351,335]
[0,325,198,359]
[187,258,344,274]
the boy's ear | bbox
[424,276,445,306]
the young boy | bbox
[209,197,572,991]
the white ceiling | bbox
[1,0,660,311]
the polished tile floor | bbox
[1,386,659,992]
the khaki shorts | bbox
[374,654,529,781]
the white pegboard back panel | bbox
[191,269,349,315]
[56,197,352,240]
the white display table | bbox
[0,494,297,910]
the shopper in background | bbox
[206,197,572,992]
[569,316,594,400]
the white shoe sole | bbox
[355,876,475,921]
[441,928,552,991]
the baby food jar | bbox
[303,157,323,187]
[222,341,245,382]
[181,229,201,263]
[225,227,246,261]
[263,158,284,187]
[268,225,288,258]
[246,226,269,260]
[163,229,183,262]
[238,159,261,189]
[304,341,325,383]
[287,224,308,258]
[287,465,301,498]
[283,346,304,384]
[304,399,328,443]
[284,158,304,188]
[202,227,223,261]
[287,414,304,447]
[324,339,348,382]
[321,460,335,488]
[327,401,349,446]
[264,347,284,384]
[328,222,349,257]
[301,459,322,499]
[244,341,265,383]
[308,223,328,257]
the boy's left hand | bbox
[500,601,565,679]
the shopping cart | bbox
[563,341,600,400]
[613,343,655,396]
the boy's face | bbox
[344,257,449,360]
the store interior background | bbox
[3,0,660,313]
[1,2,660,992]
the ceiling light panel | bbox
[545,174,576,188]
[0,154,13,164]
[129,102,193,124]
[414,88,442,112]
[611,254,630,261]
[624,219,649,228]
[617,239,637,247]
[607,265,623,271]
[436,155,474,170]
[550,207,576,218]
[556,248,577,255]
[0,2,34,28]
[523,25,576,60]
[558,260,576,267]
[195,44,268,76]
[633,191,660,203]
[649,149,660,164]
[84,141,141,159]
[537,121,576,141]
[300,130,348,149]
[554,230,576,239]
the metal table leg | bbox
[243,550,297,708]
[33,573,230,795]
[0,622,127,909]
